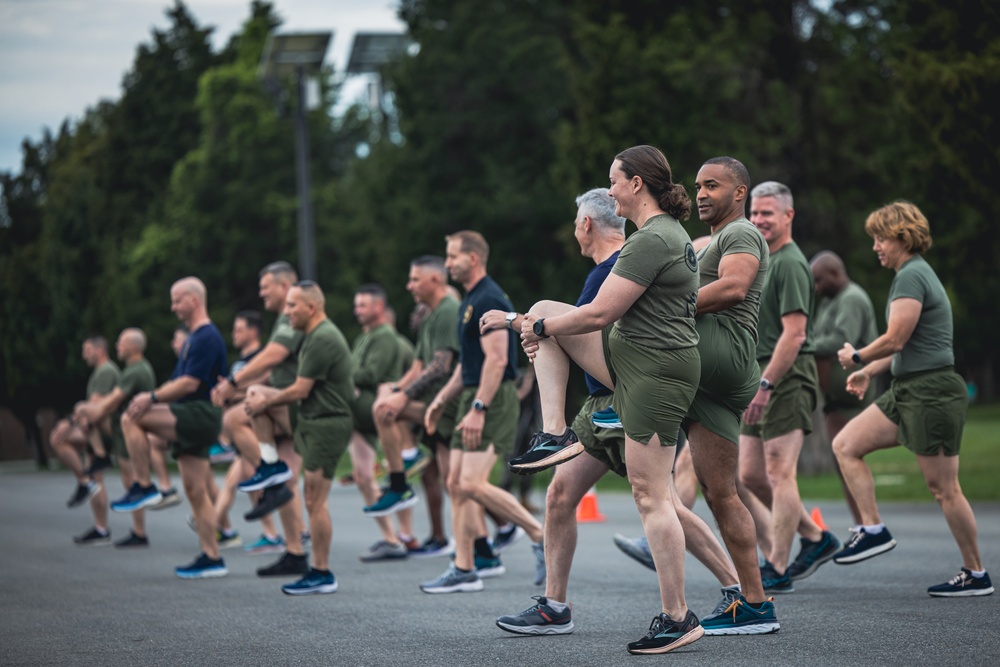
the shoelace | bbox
[643,615,667,639]
[947,571,969,587]
[845,528,867,549]
[723,600,743,620]
[710,589,741,616]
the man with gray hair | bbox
[739,182,839,595]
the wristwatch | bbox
[150,391,159,403]
[759,378,774,391]
[227,375,239,389]
[505,312,518,330]
[532,318,548,338]
[852,350,863,365]
[472,398,488,412]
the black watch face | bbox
[533,320,544,336]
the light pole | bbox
[259,32,332,281]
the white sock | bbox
[862,523,885,534]
[259,443,278,464]
[546,599,568,611]
[402,447,418,460]
[970,569,986,578]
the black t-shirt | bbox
[457,275,518,387]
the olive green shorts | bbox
[571,393,626,478]
[740,354,819,440]
[604,327,700,447]
[352,390,377,444]
[450,381,519,454]
[169,400,223,459]
[420,394,458,450]
[876,367,967,456]
[823,364,875,418]
[687,314,759,445]
[295,415,352,479]
[112,421,128,460]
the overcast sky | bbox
[0,0,405,174]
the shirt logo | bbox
[463,304,474,324]
[685,243,698,272]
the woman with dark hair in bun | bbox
[511,145,705,653]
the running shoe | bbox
[73,526,111,546]
[420,565,483,594]
[243,533,286,555]
[833,527,897,564]
[282,568,338,595]
[591,406,623,429]
[613,534,655,571]
[237,460,292,492]
[532,542,546,586]
[627,610,704,655]
[760,561,794,594]
[702,595,779,635]
[491,524,525,553]
[700,585,741,626]
[786,530,842,580]
[244,483,293,521]
[408,536,454,558]
[257,551,309,577]
[175,553,227,579]
[84,456,112,476]
[359,540,408,562]
[209,443,236,464]
[362,487,419,517]
[67,481,100,509]
[496,596,574,635]
[217,530,242,550]
[927,568,994,597]
[149,487,182,510]
[403,449,430,478]
[114,531,150,548]
[110,482,162,512]
[508,429,583,475]
[475,554,506,579]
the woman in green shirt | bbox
[831,200,992,597]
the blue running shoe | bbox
[760,561,794,594]
[209,442,236,464]
[408,536,454,558]
[508,429,583,475]
[110,482,162,513]
[786,530,841,580]
[614,534,655,571]
[591,406,623,429]
[363,487,419,517]
[833,527,896,564]
[496,596,574,635]
[927,568,994,597]
[282,568,338,595]
[175,553,228,579]
[702,594,780,635]
[244,533,286,555]
[475,554,506,579]
[238,460,292,492]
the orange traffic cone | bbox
[576,486,606,523]
[811,506,828,531]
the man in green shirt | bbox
[739,182,838,594]
[349,283,414,562]
[810,251,878,530]
[71,328,157,547]
[50,336,119,513]
[245,281,354,595]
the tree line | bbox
[2,0,997,452]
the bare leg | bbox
[762,430,822,572]
[151,445,172,491]
[90,469,109,532]
[302,470,334,570]
[832,404,900,526]
[350,433,399,543]
[674,445,698,509]
[738,433,775,557]
[825,411,863,526]
[177,456,219,559]
[917,453,984,571]
[421,454,447,541]
[460,447,543,543]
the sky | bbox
[0,0,405,174]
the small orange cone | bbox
[811,506,828,531]
[576,486,606,523]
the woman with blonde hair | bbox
[831,200,992,597]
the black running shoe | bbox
[257,551,309,577]
[73,527,111,546]
[67,481,99,508]
[786,530,841,580]
[245,483,294,521]
[114,531,150,548]
[84,456,112,476]
[627,610,704,655]
[508,429,583,475]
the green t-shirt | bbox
[396,332,416,370]
[116,358,156,420]
[414,296,460,391]
[267,314,305,390]
[611,214,700,350]
[297,319,354,421]
[755,241,815,359]
[352,323,408,391]
[696,217,768,341]
[814,281,878,403]
[888,255,954,377]
[87,360,120,398]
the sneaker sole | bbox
[763,585,795,594]
[477,565,506,579]
[592,419,623,429]
[613,536,656,571]
[149,495,182,511]
[928,586,995,597]
[359,552,409,563]
[509,442,585,475]
[362,493,420,517]
[496,620,574,635]
[218,540,243,550]
[238,469,293,492]
[833,540,897,564]
[703,622,780,636]
[420,580,484,594]
[282,583,338,595]
[404,457,431,479]
[111,494,163,513]
[627,625,705,655]
[176,567,228,579]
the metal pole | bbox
[293,65,317,281]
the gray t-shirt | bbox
[888,255,954,377]
[611,214,699,350]
[696,217,768,341]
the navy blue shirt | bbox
[577,250,620,397]
[171,322,229,402]
[457,275,519,387]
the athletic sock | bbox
[402,447,418,460]
[546,599,568,612]
[474,536,495,559]
[389,472,407,493]
[971,569,987,578]
[259,443,278,464]
[862,523,885,534]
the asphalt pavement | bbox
[1,468,998,666]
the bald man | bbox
[114,277,230,579]
[809,251,878,536]
[72,328,158,547]
[245,281,354,595]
